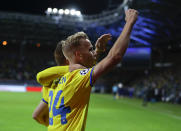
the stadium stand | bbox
[0,0,181,104]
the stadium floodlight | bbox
[2,41,7,46]
[58,9,64,15]
[75,11,81,16]
[53,8,58,14]
[64,9,70,15]
[70,9,76,15]
[47,8,52,14]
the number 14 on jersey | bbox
[49,90,71,125]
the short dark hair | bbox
[54,41,67,66]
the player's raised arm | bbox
[93,9,138,82]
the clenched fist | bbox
[125,9,138,25]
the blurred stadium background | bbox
[0,0,181,130]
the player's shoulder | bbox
[71,68,91,76]
[63,68,90,81]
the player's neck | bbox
[69,60,80,66]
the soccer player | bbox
[47,9,138,131]
[32,41,70,126]
[32,34,111,126]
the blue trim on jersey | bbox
[42,98,48,104]
[90,66,94,87]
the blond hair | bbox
[62,32,88,60]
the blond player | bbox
[32,34,111,126]
[47,9,138,131]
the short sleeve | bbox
[42,86,49,104]
[72,67,94,93]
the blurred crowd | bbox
[0,50,54,84]
[135,69,181,104]
[112,68,181,104]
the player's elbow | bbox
[32,114,37,120]
[113,55,123,62]
[36,72,43,84]
[32,112,39,121]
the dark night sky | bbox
[0,0,113,15]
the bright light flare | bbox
[47,8,52,13]
[70,9,76,15]
[58,9,64,15]
[46,7,82,16]
[76,11,81,16]
[64,9,70,15]
[2,41,7,46]
[53,8,58,14]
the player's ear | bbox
[75,51,82,60]
[65,59,69,65]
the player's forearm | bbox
[107,22,133,62]
[37,66,68,85]
[32,101,49,126]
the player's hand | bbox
[95,34,112,53]
[43,114,49,126]
[125,9,138,25]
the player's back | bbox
[48,67,94,131]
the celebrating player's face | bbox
[78,38,96,68]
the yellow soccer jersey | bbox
[42,78,64,104]
[48,67,94,131]
[40,66,69,104]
